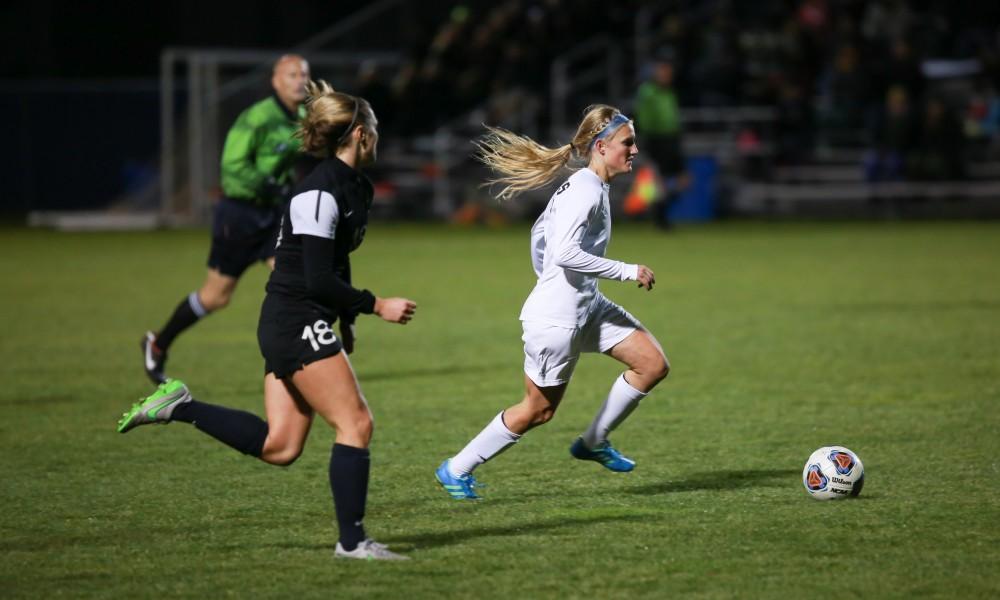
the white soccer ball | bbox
[802,446,865,500]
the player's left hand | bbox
[636,265,655,291]
[340,321,356,354]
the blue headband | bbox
[590,113,631,148]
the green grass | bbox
[1,221,998,598]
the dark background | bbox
[0,1,434,213]
[3,1,999,217]
[0,2,378,79]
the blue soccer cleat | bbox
[435,459,482,500]
[570,437,635,472]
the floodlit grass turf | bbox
[1,221,998,599]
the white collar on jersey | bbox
[580,167,611,191]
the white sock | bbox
[448,411,521,477]
[581,373,647,448]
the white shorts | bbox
[521,295,643,387]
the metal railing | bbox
[550,35,624,140]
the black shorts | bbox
[208,197,283,278]
[257,294,343,379]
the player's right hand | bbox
[636,265,655,291]
[374,297,417,324]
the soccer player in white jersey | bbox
[435,104,670,499]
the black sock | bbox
[329,443,370,551]
[172,400,268,457]
[156,292,208,351]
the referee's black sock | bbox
[156,291,210,351]
[329,443,370,551]
[172,400,268,457]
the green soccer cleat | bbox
[117,379,192,434]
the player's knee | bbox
[201,290,232,311]
[359,415,374,445]
[263,443,304,467]
[639,353,670,385]
[652,355,670,383]
[529,405,558,426]
[271,449,302,467]
[342,412,373,445]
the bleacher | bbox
[731,147,1000,219]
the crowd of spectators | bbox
[349,0,1000,183]
[640,0,1000,181]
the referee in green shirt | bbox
[141,54,310,384]
[634,50,689,229]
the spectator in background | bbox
[775,78,816,166]
[910,96,966,180]
[691,12,743,106]
[882,38,925,101]
[967,82,1000,151]
[818,43,872,142]
[864,85,917,181]
[634,49,689,229]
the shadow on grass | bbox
[626,468,799,495]
[0,394,74,406]
[358,362,506,383]
[825,300,1000,313]
[380,512,648,550]
[271,513,649,552]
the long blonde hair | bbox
[474,104,627,200]
[297,80,376,157]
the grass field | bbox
[1,221,998,598]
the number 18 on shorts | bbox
[301,319,337,351]
[258,297,344,378]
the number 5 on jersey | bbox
[302,319,338,351]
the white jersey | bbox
[519,168,638,328]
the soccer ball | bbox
[802,446,865,500]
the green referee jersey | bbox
[220,94,306,204]
[635,81,682,136]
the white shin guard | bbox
[449,411,521,477]
[581,373,647,449]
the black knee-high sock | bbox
[156,292,208,351]
[329,443,370,551]
[172,400,268,457]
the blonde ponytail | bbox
[474,127,575,200]
[297,79,376,157]
[474,104,627,200]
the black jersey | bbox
[265,156,376,320]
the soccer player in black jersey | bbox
[140,55,310,385]
[117,80,417,561]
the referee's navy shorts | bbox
[207,197,283,278]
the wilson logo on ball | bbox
[829,451,856,475]
[805,464,828,491]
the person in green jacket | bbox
[634,49,689,229]
[141,54,310,384]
